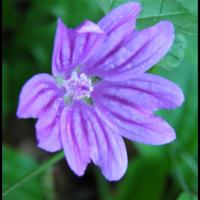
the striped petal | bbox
[92,73,184,113]
[35,98,65,152]
[83,21,174,82]
[60,103,90,176]
[82,103,127,181]
[94,104,176,145]
[98,2,141,35]
[17,73,63,118]
[92,73,184,145]
[81,2,141,74]
[52,19,106,77]
[60,101,127,180]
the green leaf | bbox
[177,192,197,200]
[156,34,187,70]
[180,153,197,177]
[114,157,168,200]
[176,0,197,16]
[96,0,113,14]
[111,0,139,8]
[3,145,44,200]
[137,0,197,35]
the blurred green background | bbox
[2,0,197,200]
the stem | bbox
[3,151,65,197]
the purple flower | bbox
[17,2,184,181]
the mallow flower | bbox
[17,2,184,181]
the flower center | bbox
[63,72,94,101]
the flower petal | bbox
[83,21,174,81]
[94,105,176,145]
[92,74,183,145]
[17,73,62,118]
[98,2,141,35]
[60,103,90,176]
[52,19,106,77]
[92,73,184,113]
[35,98,65,152]
[82,103,127,181]
[81,2,141,74]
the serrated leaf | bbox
[137,0,197,35]
[157,34,187,70]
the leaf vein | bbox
[138,12,190,20]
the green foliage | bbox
[177,192,197,200]
[3,145,44,200]
[176,0,198,16]
[114,157,168,200]
[153,35,197,197]
[137,0,197,35]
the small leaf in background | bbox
[3,145,44,200]
[157,34,187,70]
[177,192,197,200]
[180,153,197,178]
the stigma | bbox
[63,72,94,101]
